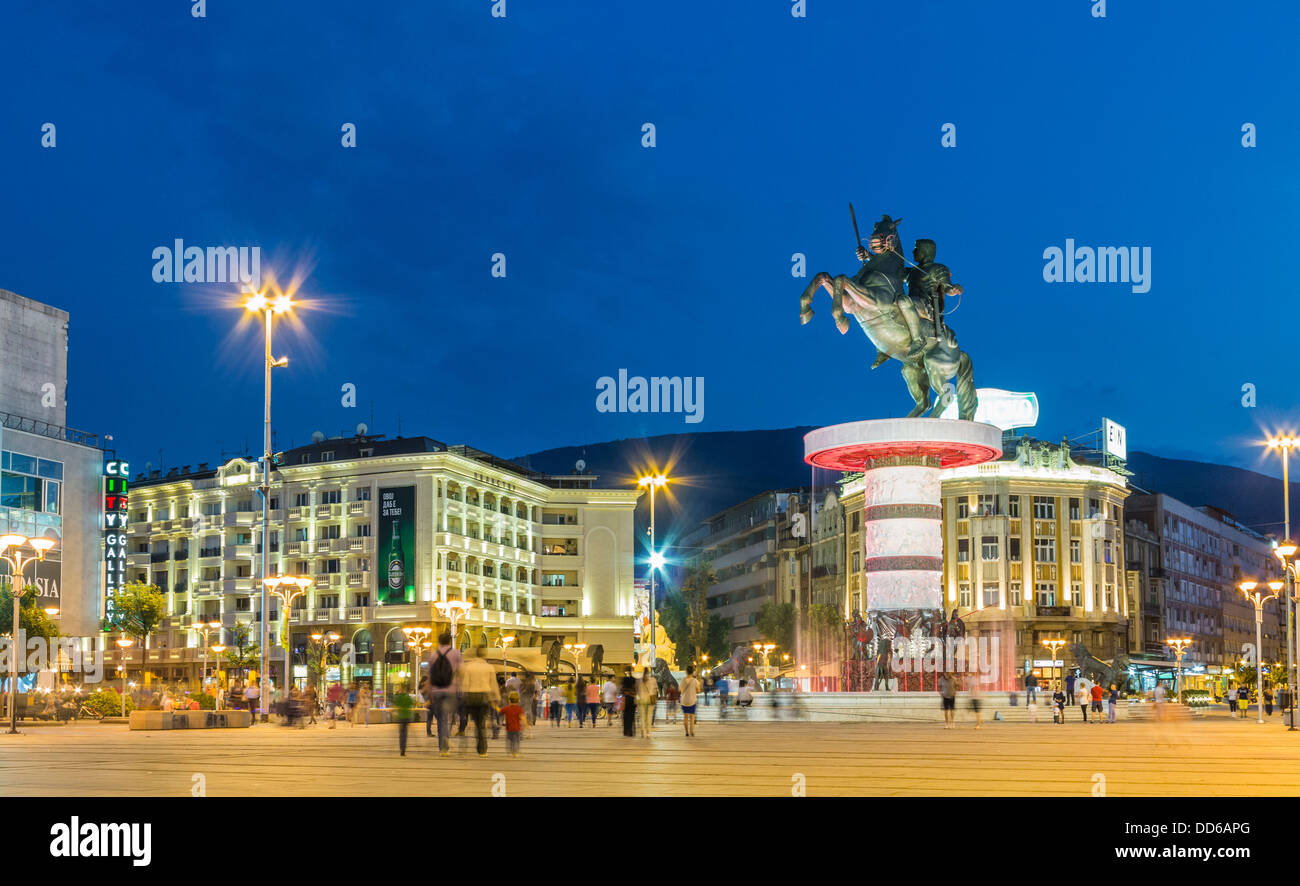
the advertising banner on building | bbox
[377,486,415,605]
[31,553,61,611]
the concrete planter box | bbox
[129,710,252,730]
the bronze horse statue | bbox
[799,214,978,420]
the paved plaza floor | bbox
[1,711,1296,797]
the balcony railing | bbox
[150,552,170,563]
[173,549,189,560]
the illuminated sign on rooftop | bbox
[939,388,1039,431]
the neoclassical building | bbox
[125,433,639,692]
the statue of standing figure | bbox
[799,212,978,420]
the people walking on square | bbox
[392,682,413,756]
[1052,683,1065,725]
[680,665,701,737]
[245,682,260,724]
[306,684,319,725]
[621,667,638,737]
[326,681,343,728]
[584,677,600,726]
[1265,685,1274,716]
[1075,675,1091,723]
[501,691,524,757]
[737,679,753,708]
[1090,681,1104,723]
[1153,682,1168,720]
[1024,671,1038,704]
[1237,683,1250,718]
[968,677,984,729]
[458,647,500,756]
[938,671,957,728]
[548,684,563,726]
[1107,683,1119,724]
[665,683,680,723]
[354,683,371,727]
[565,679,578,726]
[426,633,461,755]
[703,676,714,706]
[518,671,537,730]
[1226,682,1238,717]
[718,676,730,710]
[345,682,358,723]
[1027,691,1039,723]
[1065,671,1076,707]
[637,667,659,737]
[602,674,619,726]
[575,676,588,727]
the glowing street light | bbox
[1268,435,1300,728]
[1041,638,1066,692]
[309,630,341,699]
[265,575,312,691]
[1239,580,1283,724]
[190,619,223,701]
[435,599,474,643]
[1,534,55,734]
[563,641,588,677]
[637,473,670,670]
[243,285,297,722]
[115,636,134,718]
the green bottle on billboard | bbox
[387,519,405,602]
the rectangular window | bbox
[981,536,999,561]
[957,539,970,562]
[320,490,341,504]
[1072,631,1083,645]
[1070,539,1081,563]
[355,523,371,537]
[294,493,310,507]
[1072,584,1082,606]
[319,595,339,609]
[956,500,969,519]
[1089,498,1101,518]
[1034,537,1055,563]
[851,512,860,533]
[1007,496,1021,518]
[1069,498,1080,520]
[1009,583,1022,606]
[983,585,1000,607]
[1009,537,1021,560]
[977,494,1000,516]
[321,451,335,462]
[959,587,971,608]
[354,487,372,501]
[325,559,341,574]
[1032,496,1055,520]
[1035,583,1056,606]
[319,524,341,540]
[357,558,371,572]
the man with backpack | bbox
[424,632,462,756]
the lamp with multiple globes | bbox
[636,473,670,671]
[1,534,56,735]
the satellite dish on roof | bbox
[311,431,325,443]
[356,423,368,437]
[575,459,586,473]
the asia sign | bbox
[102,460,129,627]
[377,486,414,605]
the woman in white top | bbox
[636,669,658,737]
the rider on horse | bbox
[854,216,929,364]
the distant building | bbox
[0,289,107,644]
[127,435,639,689]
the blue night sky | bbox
[2,1,1297,477]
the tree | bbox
[682,559,718,663]
[0,584,60,641]
[223,622,260,680]
[103,581,165,648]
[756,601,796,651]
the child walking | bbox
[501,691,525,757]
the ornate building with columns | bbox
[125,432,639,693]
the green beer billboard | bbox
[378,486,415,605]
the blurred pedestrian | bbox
[1075,674,1091,723]
[584,677,600,726]
[1265,685,1274,716]
[665,683,680,723]
[637,667,658,737]
[458,647,500,756]
[1065,671,1076,707]
[1089,681,1104,724]
[1226,682,1238,717]
[968,677,984,729]
[602,674,618,726]
[1107,683,1119,723]
[354,683,371,727]
[564,680,577,726]
[680,665,701,737]
[392,682,414,756]
[345,682,358,724]
[245,682,261,724]
[501,691,524,757]
[938,671,957,728]
[575,676,588,727]
[1237,683,1250,719]
[426,632,461,756]
[621,667,637,737]
[1024,671,1039,704]
[1052,683,1065,725]
[548,684,562,726]
[326,682,343,729]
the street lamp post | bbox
[1,534,55,734]
[309,630,340,700]
[435,599,473,647]
[753,643,776,690]
[265,575,313,692]
[210,644,226,705]
[1167,638,1192,702]
[1268,436,1298,728]
[244,286,294,724]
[1041,638,1066,695]
[563,641,587,678]
[1239,580,1282,724]
[115,636,133,717]
[403,626,432,688]
[191,620,222,697]
[637,474,669,671]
